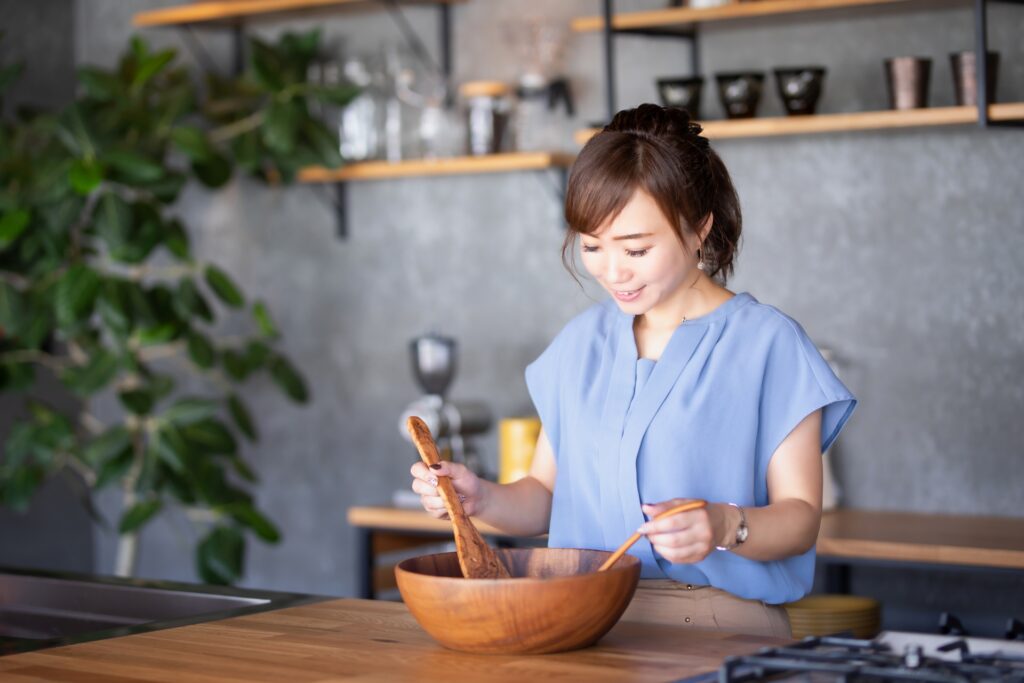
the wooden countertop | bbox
[349,506,1024,570]
[0,599,785,682]
[816,508,1024,569]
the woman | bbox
[410,104,856,638]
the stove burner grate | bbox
[710,635,1024,683]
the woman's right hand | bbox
[410,460,485,518]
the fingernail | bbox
[429,463,442,470]
[636,525,648,534]
[429,477,438,487]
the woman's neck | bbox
[637,274,731,331]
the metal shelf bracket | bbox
[975,0,1024,128]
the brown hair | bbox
[563,104,742,282]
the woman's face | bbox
[579,188,700,319]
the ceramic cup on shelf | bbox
[950,50,1000,106]
[656,76,704,120]
[884,56,931,110]
[715,72,765,119]
[773,66,827,116]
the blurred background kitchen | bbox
[1,0,1022,637]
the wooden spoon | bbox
[597,500,708,572]
[406,416,511,579]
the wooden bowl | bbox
[395,547,641,654]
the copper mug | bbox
[950,51,1000,107]
[884,56,931,110]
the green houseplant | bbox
[0,31,355,583]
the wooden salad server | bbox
[598,500,708,572]
[406,416,511,579]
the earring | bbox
[696,248,706,271]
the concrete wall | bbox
[4,0,1019,630]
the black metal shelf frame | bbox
[597,0,1024,131]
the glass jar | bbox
[338,56,383,161]
[459,81,514,156]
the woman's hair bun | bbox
[604,103,707,148]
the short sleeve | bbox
[758,319,857,463]
[524,335,564,459]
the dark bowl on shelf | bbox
[715,72,765,119]
[656,76,704,120]
[774,66,827,115]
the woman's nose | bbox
[605,255,631,284]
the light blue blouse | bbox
[525,293,856,604]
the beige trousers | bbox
[620,580,792,639]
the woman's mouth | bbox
[612,286,644,302]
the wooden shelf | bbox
[572,0,930,33]
[134,0,464,28]
[575,103,1024,144]
[298,152,575,182]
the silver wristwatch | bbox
[715,503,748,551]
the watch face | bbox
[736,524,749,544]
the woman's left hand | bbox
[639,499,727,564]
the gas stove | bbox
[680,629,1024,682]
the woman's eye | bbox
[581,244,600,253]
[626,248,649,257]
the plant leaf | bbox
[251,300,277,339]
[221,502,280,543]
[191,152,232,189]
[0,281,24,334]
[118,388,155,415]
[163,219,191,261]
[132,48,175,91]
[269,355,308,403]
[182,418,237,455]
[187,330,216,369]
[311,83,360,107]
[227,393,257,441]
[61,349,121,395]
[153,423,188,472]
[135,322,179,346]
[55,265,101,331]
[163,398,219,426]
[119,499,162,533]
[94,448,132,489]
[0,209,30,248]
[197,525,244,585]
[103,149,165,183]
[0,362,35,391]
[82,426,132,469]
[170,125,212,162]
[68,158,104,195]
[78,67,121,101]
[221,349,248,381]
[0,466,44,512]
[95,192,131,252]
[203,265,244,308]
[230,456,257,483]
[98,279,134,336]
[301,117,343,169]
[249,39,285,91]
[262,100,299,154]
[176,279,213,323]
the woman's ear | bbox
[699,212,715,243]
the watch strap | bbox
[715,503,748,551]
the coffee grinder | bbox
[398,334,492,477]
